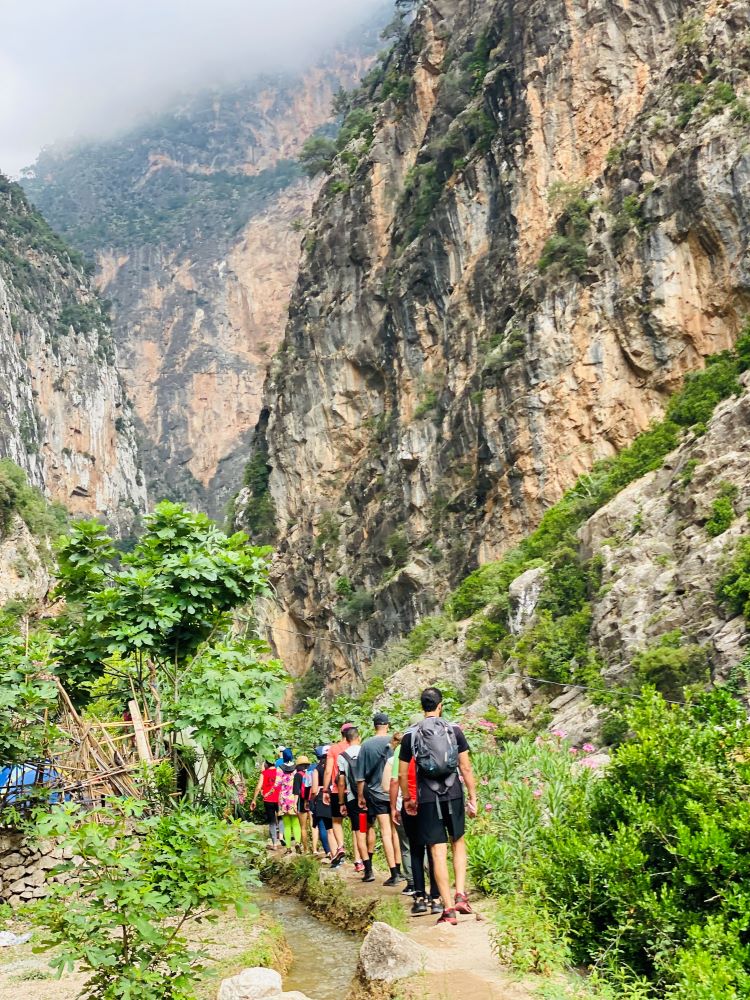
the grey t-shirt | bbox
[355,736,392,804]
[338,744,361,801]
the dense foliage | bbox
[0,459,68,543]
[34,801,256,1000]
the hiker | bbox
[311,745,333,858]
[322,722,355,868]
[399,687,478,925]
[278,756,302,852]
[250,759,282,847]
[356,712,404,887]
[336,727,372,877]
[293,755,313,852]
[391,721,442,915]
[388,732,415,896]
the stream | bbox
[257,890,362,1000]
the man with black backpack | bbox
[398,687,478,925]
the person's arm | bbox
[355,746,367,810]
[398,758,416,815]
[250,773,263,811]
[337,772,348,816]
[458,750,477,817]
[311,769,320,797]
[322,754,333,805]
[389,747,400,825]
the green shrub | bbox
[0,459,68,542]
[533,690,750,989]
[511,607,593,683]
[666,353,741,428]
[299,135,337,177]
[241,444,277,543]
[717,538,750,620]
[335,589,375,623]
[539,196,593,277]
[335,576,354,596]
[705,481,738,537]
[631,630,710,701]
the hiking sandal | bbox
[436,908,458,925]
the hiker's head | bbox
[295,755,311,770]
[345,726,361,744]
[340,721,355,738]
[421,687,443,715]
[373,711,390,732]
[282,747,294,763]
[392,731,403,747]
[314,745,329,760]
[264,760,275,769]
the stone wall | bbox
[0,830,80,908]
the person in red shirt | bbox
[251,760,282,847]
[321,721,355,867]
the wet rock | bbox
[217,967,283,1000]
[358,921,427,983]
[508,566,546,635]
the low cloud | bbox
[0,0,384,176]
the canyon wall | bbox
[25,56,373,516]
[244,0,750,685]
[0,176,145,533]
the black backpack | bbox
[412,718,459,793]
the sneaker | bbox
[430,899,443,915]
[454,892,473,915]
[330,854,345,870]
[361,870,375,883]
[401,883,415,895]
[279,839,287,847]
[436,908,458,926]
[383,874,402,887]
[354,861,365,873]
[411,896,428,916]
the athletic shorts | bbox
[417,797,466,846]
[365,793,391,819]
[264,801,279,824]
[330,795,343,819]
[346,799,369,834]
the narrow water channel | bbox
[257,891,361,1000]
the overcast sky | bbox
[0,0,384,177]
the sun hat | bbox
[296,755,311,766]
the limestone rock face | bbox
[358,921,427,983]
[217,967,283,1000]
[247,0,750,686]
[0,177,145,531]
[26,54,374,517]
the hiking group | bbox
[251,687,478,925]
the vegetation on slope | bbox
[0,460,68,543]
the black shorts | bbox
[330,795,343,819]
[365,793,390,818]
[345,800,369,834]
[264,801,278,824]
[417,797,465,846]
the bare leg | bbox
[367,824,376,855]
[376,813,396,869]
[391,824,402,867]
[429,842,452,910]
[330,818,344,853]
[452,836,467,896]
[312,822,319,853]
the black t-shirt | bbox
[400,723,469,803]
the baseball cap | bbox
[340,721,355,735]
[373,711,390,726]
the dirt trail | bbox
[324,857,535,1000]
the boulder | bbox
[358,921,427,983]
[268,993,312,1000]
[218,968,283,1000]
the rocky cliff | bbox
[245,0,750,686]
[25,54,374,516]
[0,176,145,532]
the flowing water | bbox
[258,890,362,1000]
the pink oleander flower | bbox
[485,803,494,811]
[580,757,600,769]
[533,787,543,798]
[569,747,579,755]
[481,777,490,786]
[582,743,596,753]
[551,728,568,739]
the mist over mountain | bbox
[0,0,386,175]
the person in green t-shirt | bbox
[389,734,413,893]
